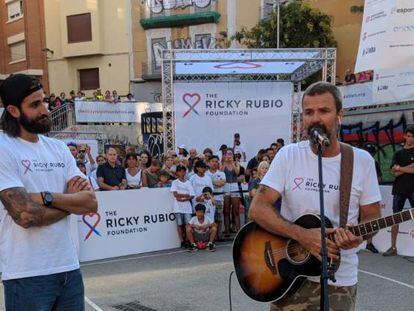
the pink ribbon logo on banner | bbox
[21,160,33,174]
[292,177,304,191]
[182,93,201,118]
[214,61,261,70]
[83,212,102,241]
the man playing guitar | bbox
[249,82,381,310]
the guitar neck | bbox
[350,208,414,237]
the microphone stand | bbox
[316,142,333,311]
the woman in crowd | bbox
[125,153,142,189]
[163,155,176,180]
[104,90,113,102]
[249,161,269,199]
[142,159,162,188]
[222,148,241,237]
[139,150,152,171]
[203,148,213,161]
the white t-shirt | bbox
[261,141,381,286]
[0,134,84,280]
[189,216,213,234]
[204,199,216,222]
[190,174,214,197]
[126,169,142,187]
[170,179,195,214]
[234,142,246,157]
[206,169,226,202]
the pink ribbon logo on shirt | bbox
[21,160,33,174]
[83,213,102,241]
[182,93,201,118]
[292,177,304,191]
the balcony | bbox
[140,11,220,30]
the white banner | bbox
[74,101,162,123]
[355,0,414,72]
[373,186,414,256]
[173,82,292,159]
[338,82,373,108]
[77,189,179,262]
[373,67,414,104]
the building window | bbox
[79,68,99,90]
[7,0,23,21]
[9,41,26,63]
[67,13,92,43]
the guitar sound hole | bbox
[286,240,310,265]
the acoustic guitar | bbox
[232,209,414,302]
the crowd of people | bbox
[68,134,286,250]
[45,89,136,112]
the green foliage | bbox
[233,2,337,49]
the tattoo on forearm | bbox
[0,187,45,228]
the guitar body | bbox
[233,214,335,303]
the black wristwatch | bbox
[41,191,54,206]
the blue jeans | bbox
[392,193,414,213]
[3,269,85,311]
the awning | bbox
[140,11,220,30]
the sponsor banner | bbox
[356,0,414,72]
[78,189,179,262]
[373,67,414,103]
[338,82,373,108]
[174,82,292,159]
[373,185,414,256]
[74,101,162,123]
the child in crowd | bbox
[201,186,216,223]
[158,170,172,188]
[170,165,195,248]
[187,204,217,252]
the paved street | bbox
[3,243,412,311]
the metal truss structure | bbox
[162,48,337,152]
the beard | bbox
[19,112,51,134]
[307,123,332,141]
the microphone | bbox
[309,126,330,147]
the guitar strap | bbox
[339,143,354,228]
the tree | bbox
[233,2,337,49]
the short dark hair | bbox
[176,164,187,172]
[302,81,343,113]
[270,143,278,148]
[405,127,414,136]
[276,138,284,146]
[209,155,219,161]
[194,203,206,213]
[266,148,273,153]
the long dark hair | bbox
[1,110,20,137]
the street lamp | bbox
[271,0,291,49]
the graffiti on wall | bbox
[340,114,407,183]
[148,0,213,14]
[151,35,222,72]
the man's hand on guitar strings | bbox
[297,228,340,262]
[333,226,363,250]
